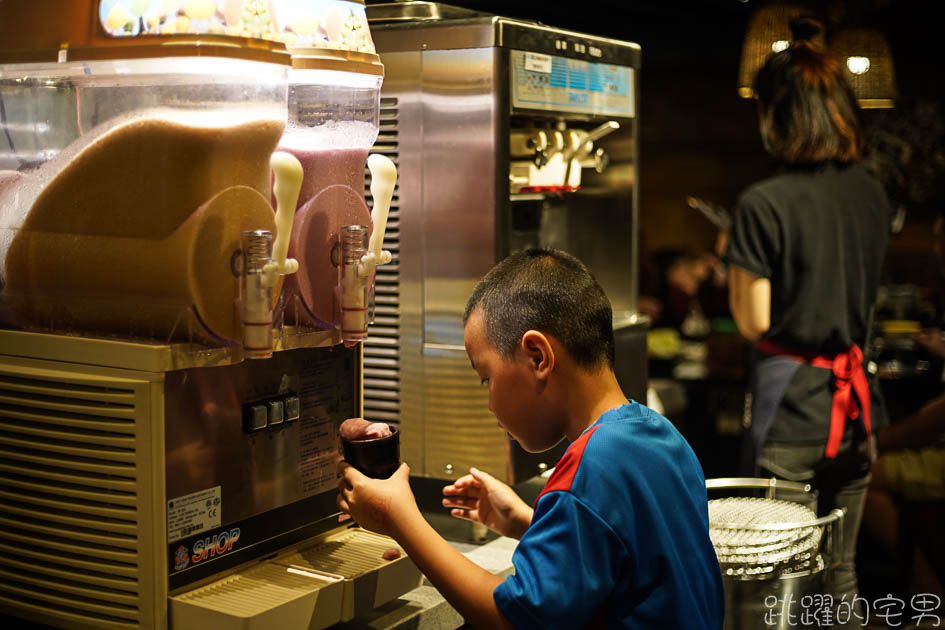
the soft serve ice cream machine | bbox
[365,2,645,485]
[0,1,420,629]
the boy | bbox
[337,249,725,629]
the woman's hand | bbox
[441,467,533,540]
[337,461,418,538]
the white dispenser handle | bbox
[360,154,396,277]
[262,151,303,287]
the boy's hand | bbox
[442,467,533,540]
[337,461,418,537]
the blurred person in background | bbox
[723,17,892,622]
[862,209,945,602]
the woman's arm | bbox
[728,265,771,341]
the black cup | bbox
[341,426,400,479]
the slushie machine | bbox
[0,1,421,628]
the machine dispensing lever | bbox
[563,120,620,162]
[360,154,396,278]
[261,152,303,288]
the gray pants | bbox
[759,439,873,628]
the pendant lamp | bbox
[829,26,896,108]
[736,1,812,99]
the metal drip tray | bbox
[278,528,424,621]
[170,562,345,630]
[170,528,423,629]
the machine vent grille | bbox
[364,97,401,426]
[0,372,143,628]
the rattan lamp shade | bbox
[829,27,896,108]
[737,2,810,98]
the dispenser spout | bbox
[242,152,302,358]
[262,151,303,287]
[241,230,275,359]
[339,154,397,346]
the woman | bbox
[724,17,892,619]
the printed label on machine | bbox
[167,486,222,543]
[524,51,553,74]
[510,49,635,118]
[300,411,340,495]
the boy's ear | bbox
[520,330,554,379]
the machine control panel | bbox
[510,49,635,118]
[243,394,301,432]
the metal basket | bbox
[706,478,845,581]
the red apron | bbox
[757,339,872,458]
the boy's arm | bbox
[392,509,517,630]
[338,462,517,630]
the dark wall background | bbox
[369,0,945,295]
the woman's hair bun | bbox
[789,16,823,43]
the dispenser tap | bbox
[242,151,302,358]
[563,120,620,163]
[241,230,275,359]
[261,151,303,288]
[339,154,397,345]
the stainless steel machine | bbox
[364,1,646,483]
[0,1,420,628]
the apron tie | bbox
[758,339,871,458]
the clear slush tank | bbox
[0,56,289,344]
[277,66,383,331]
[283,68,382,199]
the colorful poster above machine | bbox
[97,0,376,52]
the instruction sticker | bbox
[524,52,553,74]
[167,486,222,543]
[300,412,340,496]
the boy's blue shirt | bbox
[493,402,725,629]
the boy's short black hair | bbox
[463,248,615,369]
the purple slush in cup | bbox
[340,417,400,479]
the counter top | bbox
[333,535,519,630]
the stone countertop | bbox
[333,535,519,630]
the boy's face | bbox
[464,308,559,453]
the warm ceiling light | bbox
[830,27,896,108]
[737,1,811,99]
[846,56,870,75]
